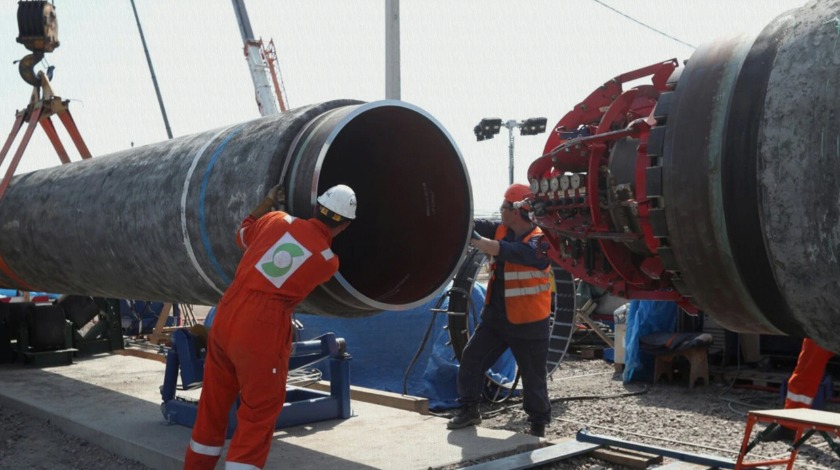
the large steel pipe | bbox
[0,100,473,317]
[662,0,840,350]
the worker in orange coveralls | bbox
[766,337,836,442]
[184,183,357,469]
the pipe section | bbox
[0,100,473,317]
[663,0,840,350]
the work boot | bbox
[447,405,482,429]
[529,422,546,438]
[764,425,796,442]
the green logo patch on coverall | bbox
[255,232,312,288]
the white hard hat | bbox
[317,184,357,220]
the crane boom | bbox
[230,0,288,116]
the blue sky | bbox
[0,0,805,213]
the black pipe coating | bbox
[0,100,473,317]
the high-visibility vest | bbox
[486,225,551,324]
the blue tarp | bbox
[204,282,516,410]
[119,300,177,335]
[622,300,678,383]
[295,282,519,410]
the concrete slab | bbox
[0,353,543,469]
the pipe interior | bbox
[316,106,470,305]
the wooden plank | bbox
[115,352,429,415]
[576,346,604,359]
[575,300,614,348]
[117,345,430,414]
[461,439,601,470]
[591,447,663,469]
[148,303,174,345]
[115,348,166,364]
[305,381,429,414]
[576,429,737,468]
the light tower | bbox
[474,117,547,185]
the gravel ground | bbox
[0,405,150,470]
[0,354,837,469]
[469,356,839,469]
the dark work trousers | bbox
[456,321,551,425]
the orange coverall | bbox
[784,338,835,409]
[185,211,339,469]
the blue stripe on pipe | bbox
[198,125,245,285]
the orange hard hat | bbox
[504,183,531,203]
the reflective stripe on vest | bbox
[488,224,551,324]
[504,270,551,280]
[506,283,551,297]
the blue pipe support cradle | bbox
[160,328,351,437]
[575,428,737,469]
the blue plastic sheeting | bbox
[622,300,678,383]
[119,300,177,335]
[295,282,516,410]
[203,283,517,410]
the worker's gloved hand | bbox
[267,184,286,208]
[470,230,483,247]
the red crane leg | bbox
[40,116,71,164]
[0,107,42,200]
[0,113,25,170]
[57,110,92,159]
